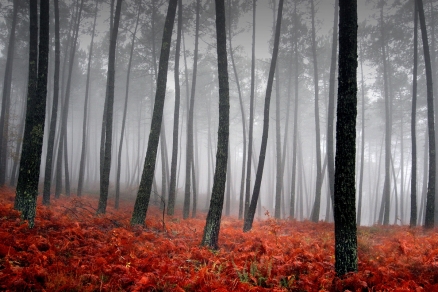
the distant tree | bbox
[183,0,201,219]
[243,0,284,232]
[201,0,230,249]
[0,1,18,186]
[97,0,122,215]
[334,0,358,276]
[168,0,183,216]
[243,0,257,220]
[410,0,418,227]
[417,0,436,229]
[131,0,178,226]
[326,0,338,207]
[42,0,61,205]
[77,0,98,198]
[310,0,323,223]
[14,0,49,228]
[115,1,141,209]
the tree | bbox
[42,0,60,205]
[168,0,183,216]
[183,0,201,219]
[417,0,436,229]
[410,0,418,227]
[14,0,49,228]
[0,1,19,186]
[310,0,323,223]
[115,1,141,209]
[201,0,230,249]
[97,0,122,215]
[334,0,357,276]
[131,0,178,226]
[243,0,284,232]
[77,0,99,198]
[243,0,256,220]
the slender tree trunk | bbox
[97,0,122,215]
[411,0,418,227]
[183,0,201,219]
[327,0,339,204]
[310,0,323,223]
[244,0,257,220]
[357,40,365,225]
[115,2,141,209]
[168,0,183,216]
[77,0,98,198]
[227,0,247,221]
[379,1,391,225]
[0,1,18,186]
[131,0,178,225]
[201,0,230,249]
[417,0,436,229]
[290,0,299,219]
[243,0,284,232]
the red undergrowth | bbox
[1,187,438,291]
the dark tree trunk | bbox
[334,0,357,276]
[168,0,183,216]
[131,0,178,225]
[0,1,18,186]
[183,0,201,219]
[201,0,230,249]
[97,0,122,215]
[77,0,98,198]
[243,0,256,220]
[42,0,60,205]
[310,0,323,223]
[115,1,141,209]
[417,0,436,229]
[243,0,284,232]
[15,0,50,228]
[410,0,418,227]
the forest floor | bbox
[1,188,438,291]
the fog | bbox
[0,0,434,226]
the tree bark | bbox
[97,0,122,215]
[15,0,50,228]
[201,0,230,249]
[334,0,357,276]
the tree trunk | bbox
[334,0,357,276]
[183,0,201,219]
[201,0,230,249]
[97,0,122,215]
[168,0,183,216]
[15,0,49,228]
[417,0,436,229]
[243,0,284,232]
[42,0,60,204]
[0,1,18,186]
[115,1,141,209]
[130,0,178,225]
[357,40,365,225]
[77,0,98,198]
[310,0,323,223]
[244,0,257,220]
[410,0,418,227]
